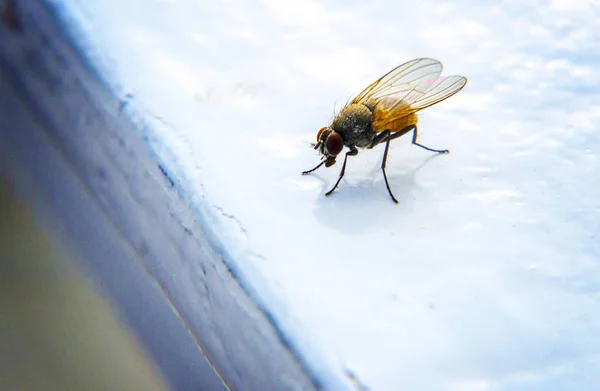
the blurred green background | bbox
[0,179,170,391]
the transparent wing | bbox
[381,75,467,113]
[352,58,443,104]
[372,75,467,130]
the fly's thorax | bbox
[331,103,374,148]
[332,103,373,132]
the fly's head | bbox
[313,126,343,167]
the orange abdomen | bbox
[372,112,418,134]
[371,101,418,133]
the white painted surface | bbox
[57,0,600,389]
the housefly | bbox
[302,57,467,203]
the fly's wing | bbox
[371,75,467,131]
[352,58,443,105]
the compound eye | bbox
[316,126,328,142]
[325,132,343,156]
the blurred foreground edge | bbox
[0,1,323,390]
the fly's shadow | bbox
[312,154,445,234]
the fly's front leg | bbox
[411,125,449,154]
[302,160,326,175]
[325,147,358,196]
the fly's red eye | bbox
[316,126,328,142]
[326,133,343,156]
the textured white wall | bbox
[56,0,600,389]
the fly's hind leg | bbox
[410,125,449,154]
[325,147,358,197]
[370,125,448,153]
[369,128,407,149]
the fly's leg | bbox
[302,160,326,175]
[411,125,449,154]
[369,126,411,149]
[370,125,447,203]
[379,130,399,204]
[325,148,358,196]
[370,125,449,154]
